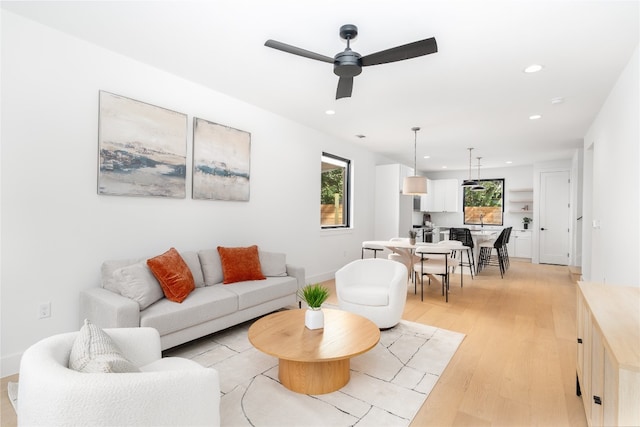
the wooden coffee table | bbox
[248,308,380,395]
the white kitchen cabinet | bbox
[374,164,414,240]
[507,230,533,258]
[506,230,532,258]
[420,178,459,212]
[576,282,640,427]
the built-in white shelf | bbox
[508,188,533,214]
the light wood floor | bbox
[1,260,586,426]
[328,259,587,427]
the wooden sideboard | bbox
[576,281,640,426]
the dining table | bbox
[362,240,473,298]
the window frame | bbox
[463,178,505,226]
[320,152,351,229]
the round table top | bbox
[248,308,380,363]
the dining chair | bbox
[413,245,459,302]
[449,228,476,276]
[502,227,513,269]
[478,228,509,278]
[361,241,384,259]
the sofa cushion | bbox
[198,249,224,286]
[101,257,144,293]
[223,276,297,310]
[147,248,195,303]
[258,251,288,277]
[69,319,140,373]
[113,261,164,310]
[217,245,266,284]
[140,286,238,336]
[181,251,205,288]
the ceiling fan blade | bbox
[361,37,437,67]
[336,77,353,99]
[264,40,334,63]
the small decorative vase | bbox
[410,238,416,245]
[305,308,324,330]
[524,223,528,230]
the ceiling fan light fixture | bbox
[402,127,428,195]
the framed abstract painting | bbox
[192,117,251,201]
[98,91,187,198]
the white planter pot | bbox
[305,308,324,330]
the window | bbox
[463,179,504,226]
[320,153,350,228]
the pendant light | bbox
[461,147,478,187]
[471,157,485,191]
[402,127,428,195]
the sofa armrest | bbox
[286,264,306,290]
[79,287,140,330]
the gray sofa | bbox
[80,248,305,350]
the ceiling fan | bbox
[265,24,438,99]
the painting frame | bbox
[192,117,251,201]
[97,91,188,198]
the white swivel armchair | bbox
[335,258,408,329]
[17,326,220,426]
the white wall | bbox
[0,12,377,375]
[582,46,640,286]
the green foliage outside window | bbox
[321,153,350,228]
[464,180,503,207]
[463,179,504,226]
[321,168,344,204]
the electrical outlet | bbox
[38,302,51,319]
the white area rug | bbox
[165,314,465,426]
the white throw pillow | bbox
[181,251,205,287]
[101,257,143,293]
[113,261,164,310]
[69,319,140,373]
[259,251,288,277]
[198,249,224,285]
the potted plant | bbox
[297,283,330,330]
[409,230,417,245]
[522,217,532,230]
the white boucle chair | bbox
[335,258,408,329]
[17,327,220,426]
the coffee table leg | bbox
[279,358,350,395]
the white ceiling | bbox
[3,0,638,172]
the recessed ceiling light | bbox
[325,110,335,115]
[441,166,448,169]
[423,155,430,159]
[506,160,513,164]
[529,114,542,120]
[551,97,564,105]
[524,64,544,73]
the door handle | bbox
[540,228,546,231]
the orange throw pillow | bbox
[217,245,266,284]
[147,248,195,303]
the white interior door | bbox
[539,170,570,264]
